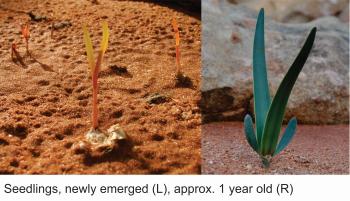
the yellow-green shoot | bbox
[83,21,109,130]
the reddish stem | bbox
[175,45,181,74]
[25,39,29,55]
[92,51,103,130]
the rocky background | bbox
[201,0,349,124]
[228,0,349,23]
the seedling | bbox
[83,21,109,130]
[243,9,316,168]
[172,18,192,87]
[21,23,30,55]
[172,18,181,76]
[83,22,126,150]
[11,42,18,60]
[10,42,26,67]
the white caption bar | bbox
[0,175,349,201]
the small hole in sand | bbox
[112,110,123,118]
[64,142,73,149]
[2,124,28,139]
[41,110,53,117]
[31,150,41,158]
[151,134,164,141]
[10,160,19,167]
[55,134,64,140]
[143,151,156,159]
[64,88,73,94]
[0,138,9,146]
[167,132,181,140]
[37,80,50,86]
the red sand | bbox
[0,0,201,174]
[202,122,349,174]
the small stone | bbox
[52,21,72,30]
[107,124,127,140]
[181,111,193,120]
[146,93,169,105]
[170,106,182,116]
[28,11,47,22]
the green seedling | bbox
[244,8,316,168]
[83,21,109,130]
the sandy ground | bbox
[202,122,349,174]
[0,0,201,174]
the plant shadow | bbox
[83,140,148,170]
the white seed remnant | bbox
[107,124,127,140]
[85,124,127,148]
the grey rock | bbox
[28,11,47,22]
[228,0,349,23]
[201,0,349,124]
[52,21,72,30]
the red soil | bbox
[202,122,349,174]
[0,0,201,174]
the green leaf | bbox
[253,8,271,146]
[261,27,317,156]
[244,114,259,152]
[273,117,297,156]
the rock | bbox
[229,0,349,23]
[28,11,47,22]
[146,93,169,105]
[201,0,349,124]
[52,21,72,30]
[339,6,349,22]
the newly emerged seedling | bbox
[244,8,316,167]
[83,22,108,130]
[83,22,126,150]
[21,23,30,55]
[172,18,192,87]
[11,42,26,67]
[11,42,18,61]
[172,18,181,76]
